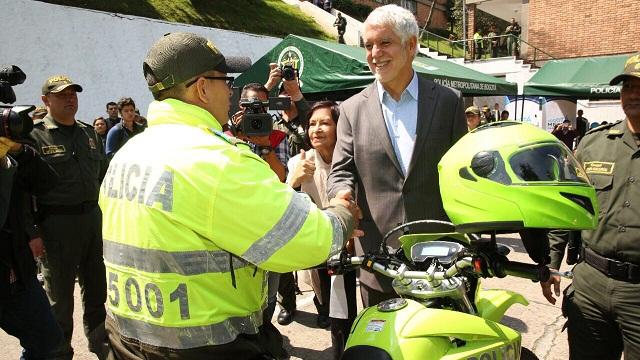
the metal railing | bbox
[420,31,556,67]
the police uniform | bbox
[550,121,640,359]
[548,54,640,360]
[31,113,108,359]
[101,32,354,360]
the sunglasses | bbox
[185,76,234,89]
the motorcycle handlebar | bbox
[336,256,562,284]
[344,256,474,282]
[501,260,550,282]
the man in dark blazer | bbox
[327,4,467,307]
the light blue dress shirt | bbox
[376,72,419,176]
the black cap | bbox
[143,32,251,94]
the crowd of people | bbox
[472,17,522,60]
[1,3,639,360]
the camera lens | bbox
[251,118,262,130]
[282,66,296,81]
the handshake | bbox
[330,189,364,240]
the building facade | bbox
[466,0,639,60]
[527,0,639,59]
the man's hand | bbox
[29,237,46,259]
[289,150,315,188]
[0,137,21,158]
[282,78,303,102]
[540,272,561,305]
[330,190,364,238]
[264,63,282,92]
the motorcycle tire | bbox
[520,347,540,360]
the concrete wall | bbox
[1,0,280,121]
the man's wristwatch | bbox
[256,145,273,157]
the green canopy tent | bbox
[235,34,516,100]
[523,54,631,99]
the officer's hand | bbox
[540,272,561,305]
[265,63,282,92]
[330,190,364,238]
[289,150,315,188]
[29,237,46,259]
[0,137,21,158]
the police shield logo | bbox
[277,46,304,88]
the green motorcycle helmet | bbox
[438,121,598,233]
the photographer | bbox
[0,136,63,358]
[229,83,288,181]
[265,63,311,158]
[552,119,578,150]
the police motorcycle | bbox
[331,122,599,360]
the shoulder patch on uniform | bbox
[585,120,622,135]
[210,129,248,147]
[583,161,615,175]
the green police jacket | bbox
[99,99,350,349]
[30,115,106,205]
[549,120,640,269]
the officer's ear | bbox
[41,94,50,108]
[193,77,209,104]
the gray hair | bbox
[364,4,419,55]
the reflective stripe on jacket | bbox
[99,99,345,349]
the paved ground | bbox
[1,233,572,359]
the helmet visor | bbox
[509,143,589,183]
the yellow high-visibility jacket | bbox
[99,99,347,349]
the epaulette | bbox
[585,120,623,136]
[77,120,92,128]
[33,119,45,127]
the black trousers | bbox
[278,272,297,312]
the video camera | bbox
[0,65,34,140]
[234,96,291,137]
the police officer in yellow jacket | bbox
[99,32,359,360]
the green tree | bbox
[448,0,463,37]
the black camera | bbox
[0,66,33,140]
[239,98,272,137]
[280,64,298,81]
[0,66,26,104]
[235,97,292,137]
